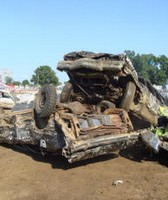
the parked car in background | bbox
[0,90,16,110]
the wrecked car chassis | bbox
[1,50,167,163]
[0,104,138,163]
[58,51,167,128]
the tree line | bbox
[4,51,168,86]
[125,50,168,86]
[5,65,59,86]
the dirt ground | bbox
[1,142,168,200]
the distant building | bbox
[0,82,10,90]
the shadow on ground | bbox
[2,141,168,170]
[119,141,168,167]
[0,144,118,170]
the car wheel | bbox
[120,82,136,111]
[35,84,56,118]
[60,81,73,103]
[34,114,50,129]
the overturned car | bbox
[0,51,167,163]
[0,86,138,163]
[58,51,167,129]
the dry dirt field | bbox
[1,142,168,200]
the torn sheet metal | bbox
[0,106,138,163]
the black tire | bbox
[60,82,73,103]
[97,100,115,113]
[120,82,136,111]
[35,114,49,129]
[35,84,56,118]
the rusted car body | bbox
[0,102,138,163]
[57,51,167,129]
[0,51,167,163]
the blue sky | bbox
[0,0,168,83]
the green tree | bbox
[5,76,13,85]
[158,55,168,77]
[31,66,59,86]
[22,79,30,86]
[13,81,21,86]
[125,50,168,85]
[124,50,136,64]
[139,54,157,82]
[125,51,146,76]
